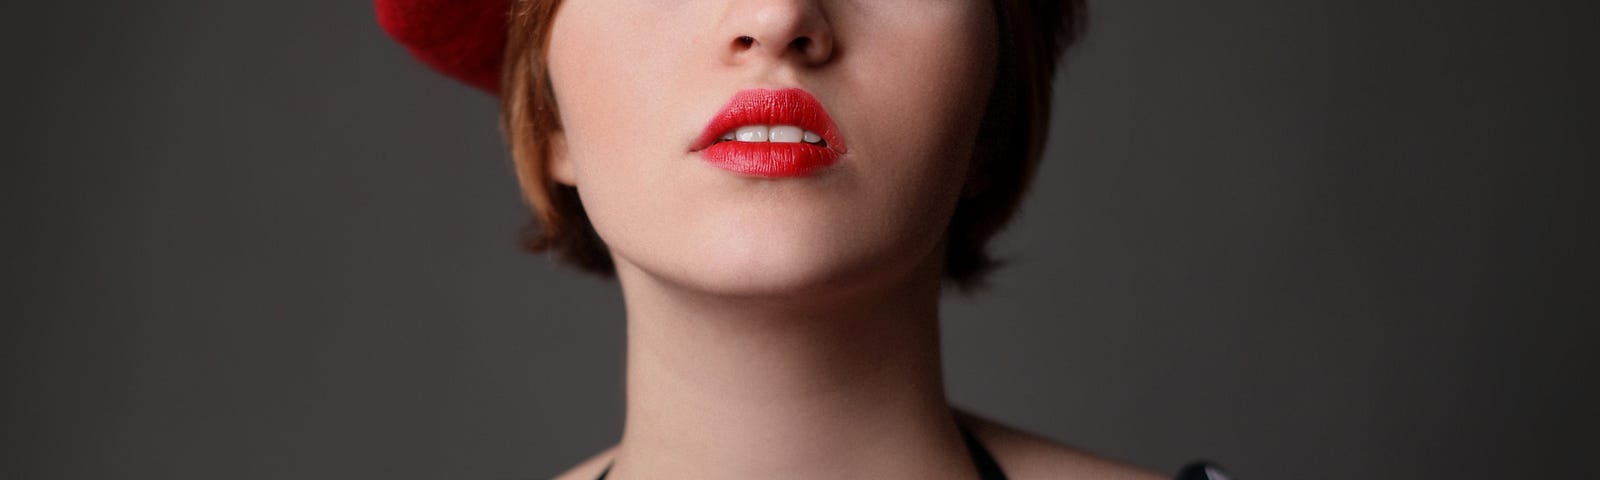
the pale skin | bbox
[537,0,1166,478]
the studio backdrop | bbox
[4,0,1593,479]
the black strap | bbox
[1174,461,1231,480]
[595,422,1007,479]
[958,421,1009,480]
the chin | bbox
[618,218,932,302]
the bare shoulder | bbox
[956,409,1167,480]
[550,444,617,480]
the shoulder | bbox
[956,409,1168,480]
[550,444,617,480]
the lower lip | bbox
[700,141,840,178]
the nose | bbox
[719,0,835,67]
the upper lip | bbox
[689,88,847,153]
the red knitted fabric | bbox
[374,0,508,94]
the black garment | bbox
[592,423,1230,480]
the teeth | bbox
[735,125,767,142]
[769,125,803,143]
[717,124,825,145]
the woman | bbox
[377,0,1228,478]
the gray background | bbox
[5,0,1594,479]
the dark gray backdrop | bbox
[5,0,1594,479]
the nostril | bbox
[735,36,755,48]
[791,37,811,53]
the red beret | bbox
[374,0,509,94]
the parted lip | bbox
[689,88,847,154]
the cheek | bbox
[834,4,1000,227]
[545,3,698,239]
[546,1,705,162]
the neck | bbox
[605,257,973,480]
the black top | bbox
[592,423,1230,480]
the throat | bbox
[597,417,1006,480]
[604,257,968,479]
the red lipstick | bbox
[691,88,846,178]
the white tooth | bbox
[802,130,822,144]
[769,125,804,143]
[735,125,768,142]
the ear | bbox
[547,129,577,186]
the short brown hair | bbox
[499,0,1086,290]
